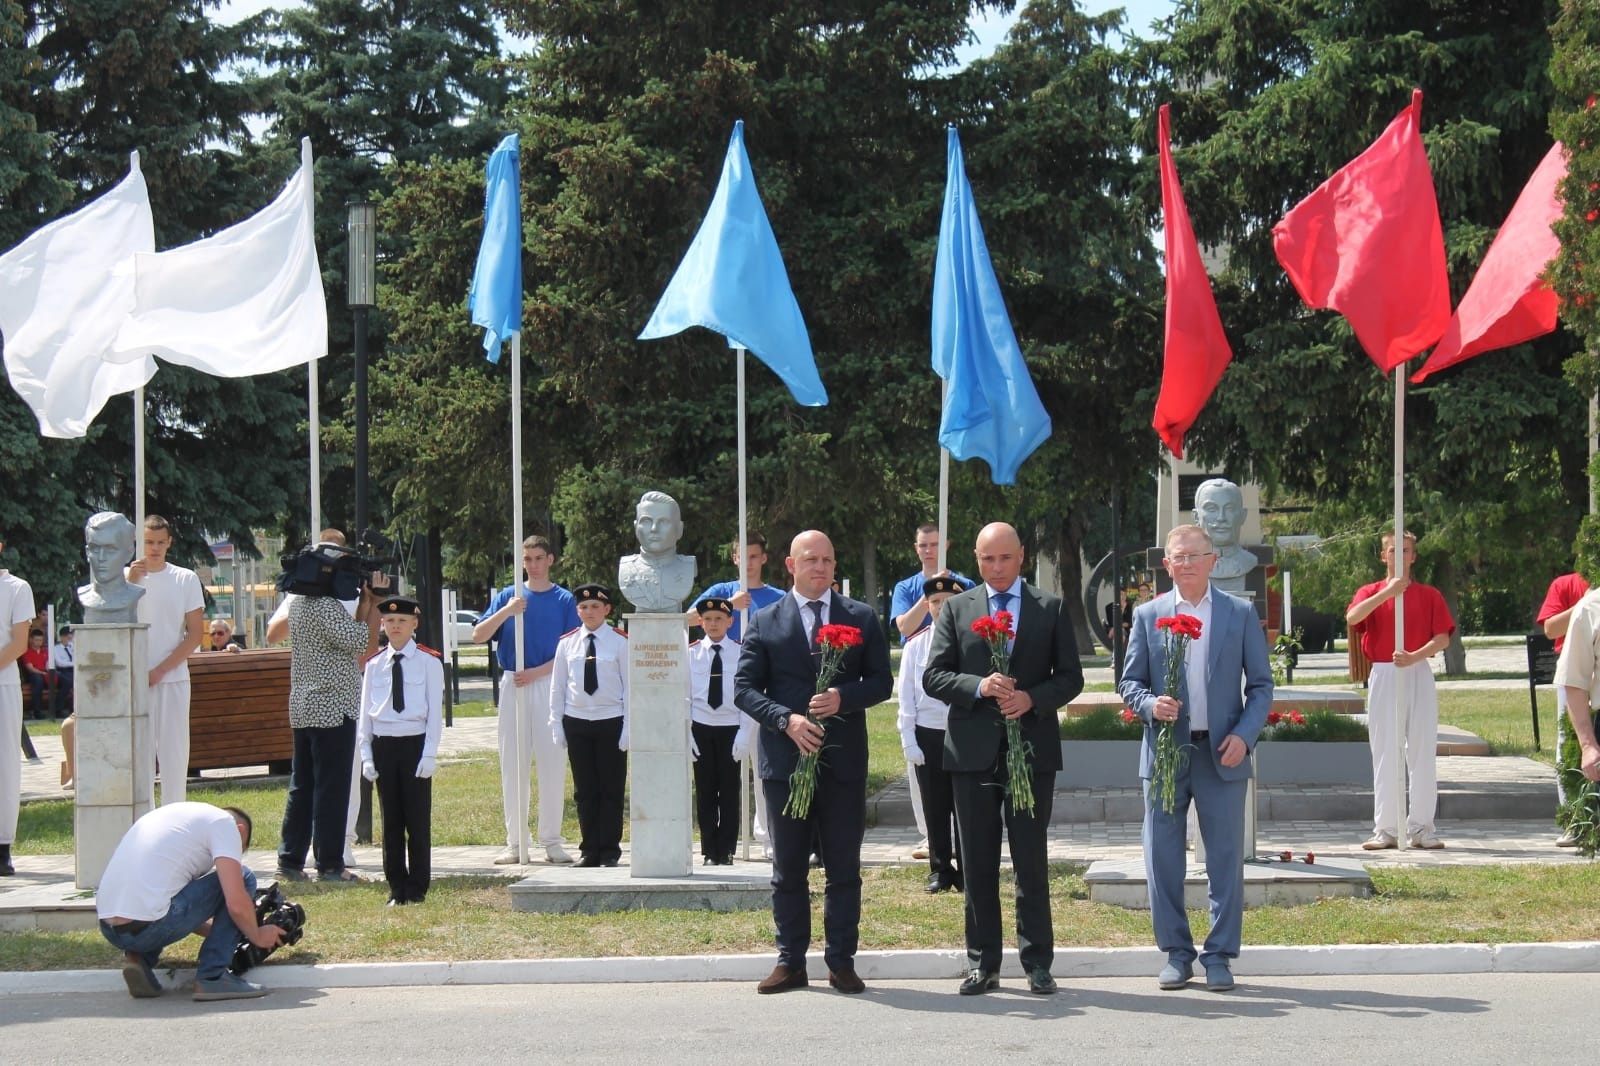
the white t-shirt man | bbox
[138,564,205,685]
[0,570,37,848]
[0,571,34,688]
[96,802,243,921]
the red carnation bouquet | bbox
[971,610,1035,816]
[785,623,863,818]
[1150,614,1203,814]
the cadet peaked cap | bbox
[574,583,612,605]
[923,575,962,597]
[377,595,422,616]
[698,597,735,616]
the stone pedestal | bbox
[625,613,692,877]
[72,623,151,890]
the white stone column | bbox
[625,614,692,877]
[72,623,151,889]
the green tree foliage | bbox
[1139,0,1584,645]
[0,0,71,247]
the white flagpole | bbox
[511,332,529,865]
[1392,367,1409,841]
[735,344,752,860]
[937,379,950,573]
[308,359,321,532]
[133,388,146,530]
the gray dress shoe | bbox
[1158,960,1193,990]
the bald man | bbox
[924,522,1082,996]
[734,531,892,996]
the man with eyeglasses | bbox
[1119,524,1272,994]
[208,619,243,653]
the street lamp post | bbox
[347,200,377,539]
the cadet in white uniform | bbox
[0,535,34,877]
[898,576,962,893]
[689,597,747,864]
[549,584,629,867]
[359,595,445,905]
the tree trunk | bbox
[1432,555,1467,676]
[860,537,879,621]
[1053,507,1096,654]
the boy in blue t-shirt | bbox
[686,532,784,642]
[473,535,579,865]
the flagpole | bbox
[735,343,753,861]
[937,379,950,573]
[1392,367,1409,840]
[133,388,146,529]
[511,332,529,865]
[308,360,321,532]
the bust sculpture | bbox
[1192,478,1263,593]
[78,511,145,623]
[617,491,697,613]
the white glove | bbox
[690,734,700,759]
[732,729,753,761]
[904,744,925,767]
[552,724,567,750]
[361,760,378,782]
[415,756,436,779]
[618,721,629,753]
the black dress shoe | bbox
[925,873,947,894]
[959,968,1000,996]
[827,967,865,994]
[756,964,808,994]
[702,856,717,866]
[576,856,601,868]
[1026,968,1057,995]
[385,898,404,907]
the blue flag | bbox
[639,120,826,406]
[931,126,1051,485]
[468,132,522,360]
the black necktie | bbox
[584,634,599,695]
[807,600,824,666]
[708,644,723,708]
[391,652,406,711]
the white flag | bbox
[0,154,158,438]
[111,137,327,376]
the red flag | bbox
[1412,143,1566,383]
[1273,89,1450,372]
[1152,104,1232,459]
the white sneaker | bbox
[493,846,524,865]
[911,839,930,860]
[1407,831,1445,850]
[1361,832,1398,851]
[545,843,576,865]
[1557,830,1580,848]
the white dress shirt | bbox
[549,623,628,724]
[1173,587,1214,731]
[689,636,743,727]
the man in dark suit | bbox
[1118,524,1272,993]
[734,530,892,995]
[923,522,1082,996]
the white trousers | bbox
[499,676,567,848]
[149,681,190,806]
[907,759,928,838]
[345,741,363,867]
[0,683,19,843]
[1556,685,1570,805]
[1368,662,1438,837]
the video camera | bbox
[277,528,398,600]
[230,883,306,975]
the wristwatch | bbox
[777,713,791,734]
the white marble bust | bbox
[77,511,145,623]
[1193,478,1259,589]
[617,491,696,612]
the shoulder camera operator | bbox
[271,529,381,885]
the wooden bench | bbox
[187,648,294,773]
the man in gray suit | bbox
[1118,524,1272,993]
[924,522,1082,996]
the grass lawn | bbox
[8,863,1600,972]
[1438,688,1557,764]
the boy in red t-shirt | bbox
[20,629,48,720]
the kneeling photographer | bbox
[97,802,286,1001]
[273,529,381,886]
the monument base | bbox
[509,864,770,915]
[1084,856,1371,910]
[71,622,151,890]
[625,613,693,878]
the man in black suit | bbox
[734,530,892,995]
[924,522,1082,996]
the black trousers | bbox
[691,722,740,860]
[372,733,431,902]
[763,771,865,973]
[913,725,960,883]
[563,716,627,865]
[951,755,1056,973]
[278,717,356,875]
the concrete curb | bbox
[9,941,1599,995]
